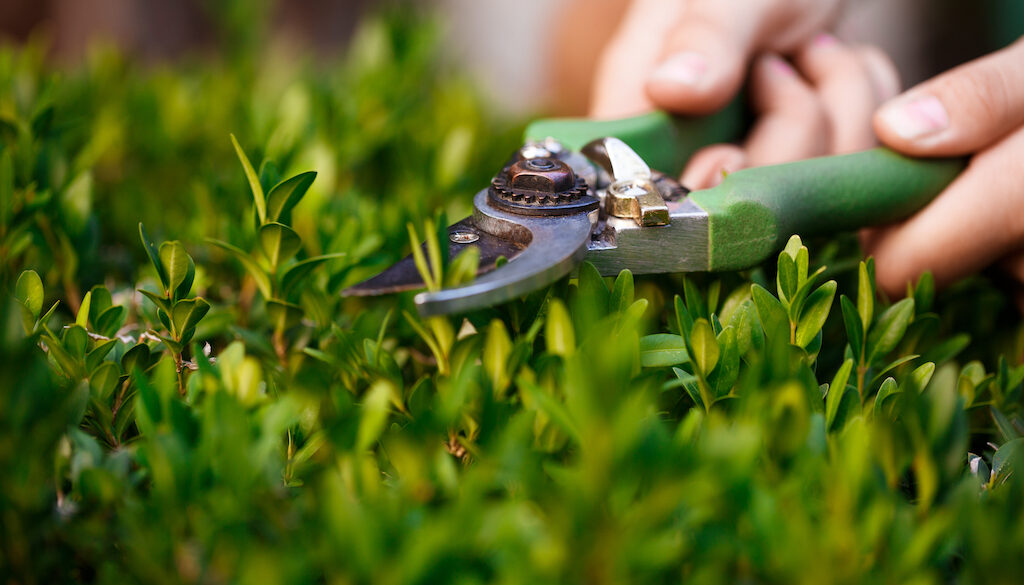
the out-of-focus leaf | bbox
[208,238,273,299]
[639,334,689,367]
[545,299,574,358]
[689,319,719,376]
[231,134,267,224]
[483,319,512,396]
[139,223,168,290]
[752,284,786,339]
[159,241,191,297]
[867,298,915,363]
[266,171,316,221]
[857,259,874,330]
[826,358,854,429]
[258,222,302,268]
[795,280,836,348]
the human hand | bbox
[591,0,841,117]
[590,0,900,188]
[862,39,1024,300]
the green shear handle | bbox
[526,111,964,271]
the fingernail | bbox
[813,33,839,48]
[879,95,949,139]
[766,55,795,77]
[651,52,708,87]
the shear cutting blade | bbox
[343,190,595,316]
[342,217,526,296]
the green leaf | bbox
[777,252,798,304]
[121,343,152,375]
[424,218,444,290]
[795,246,809,287]
[920,333,969,366]
[874,377,901,417]
[258,222,303,268]
[76,290,92,329]
[683,276,707,320]
[139,223,168,290]
[175,255,196,302]
[171,298,211,339]
[673,368,703,410]
[444,246,480,288]
[517,375,581,443]
[639,334,689,367]
[751,284,786,338]
[610,270,634,314]
[280,253,346,298]
[573,262,609,335]
[88,286,113,323]
[45,332,84,379]
[356,380,395,451]
[713,326,739,397]
[0,150,12,228]
[159,241,191,297]
[483,319,513,396]
[63,325,90,360]
[689,319,719,376]
[782,234,803,260]
[231,134,267,224]
[840,295,863,360]
[991,407,1021,443]
[208,238,273,299]
[15,270,43,332]
[85,338,117,373]
[911,271,935,314]
[908,361,936,394]
[89,361,121,402]
[867,298,915,364]
[795,280,836,348]
[870,354,920,387]
[728,300,759,356]
[857,260,874,330]
[826,358,855,429]
[139,289,172,316]
[674,295,694,338]
[95,306,126,338]
[267,299,303,331]
[406,222,437,292]
[992,437,1024,486]
[266,171,316,221]
[545,299,575,357]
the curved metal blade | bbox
[341,217,526,296]
[414,190,594,316]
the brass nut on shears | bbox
[607,178,670,226]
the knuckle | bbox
[935,55,1024,131]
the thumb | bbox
[874,38,1024,157]
[645,0,840,114]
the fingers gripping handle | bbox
[687,148,965,271]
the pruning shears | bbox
[344,111,963,315]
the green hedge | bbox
[4,9,1024,585]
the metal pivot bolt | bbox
[507,158,576,193]
[584,137,670,227]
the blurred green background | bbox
[3,2,1024,584]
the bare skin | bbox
[584,0,1024,301]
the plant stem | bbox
[174,351,186,396]
[111,378,130,421]
[856,360,867,405]
[273,326,288,367]
[697,375,714,413]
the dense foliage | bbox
[4,9,1024,585]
